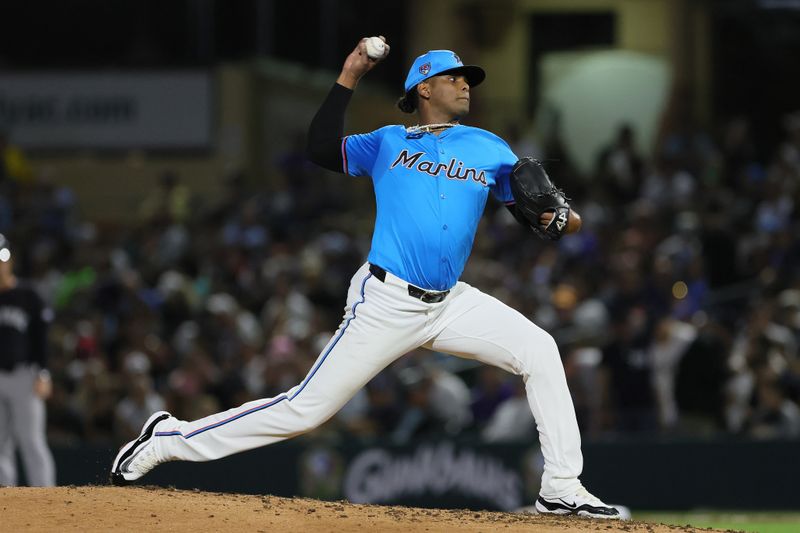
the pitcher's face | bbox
[421,73,471,119]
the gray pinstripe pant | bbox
[0,365,56,486]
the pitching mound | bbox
[1,486,716,532]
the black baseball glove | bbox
[509,157,571,241]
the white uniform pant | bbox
[154,263,583,498]
[0,365,56,486]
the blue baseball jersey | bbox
[342,124,518,291]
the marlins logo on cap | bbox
[403,50,485,94]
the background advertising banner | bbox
[0,72,212,149]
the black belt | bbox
[369,264,450,303]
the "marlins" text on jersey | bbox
[390,149,487,185]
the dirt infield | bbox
[0,486,723,532]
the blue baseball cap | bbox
[403,50,486,93]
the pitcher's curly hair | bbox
[396,88,418,114]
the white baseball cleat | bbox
[110,411,173,485]
[535,486,621,519]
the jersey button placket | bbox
[436,136,448,282]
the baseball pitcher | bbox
[111,37,619,519]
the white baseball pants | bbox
[154,263,583,498]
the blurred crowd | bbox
[2,109,800,449]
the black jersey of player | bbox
[0,283,48,371]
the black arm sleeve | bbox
[306,82,354,173]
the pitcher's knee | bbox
[519,329,562,373]
[294,414,324,434]
[13,434,43,451]
[293,406,338,434]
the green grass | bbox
[636,511,800,533]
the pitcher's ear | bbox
[418,81,431,99]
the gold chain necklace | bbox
[405,123,457,137]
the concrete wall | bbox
[405,0,692,133]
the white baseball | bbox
[365,36,387,60]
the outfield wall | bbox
[41,436,799,511]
